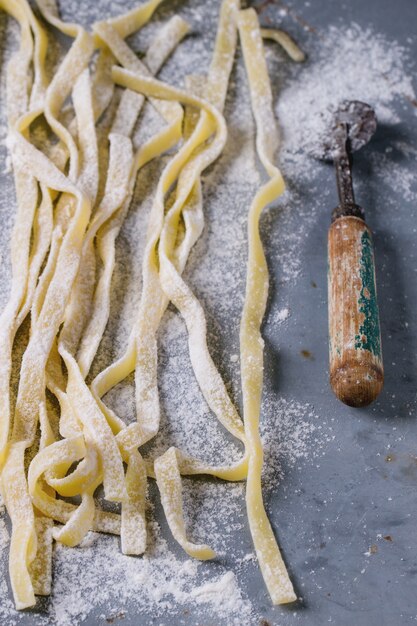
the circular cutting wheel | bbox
[318,100,377,161]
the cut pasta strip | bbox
[154,448,216,560]
[22,0,48,109]
[107,0,165,39]
[47,443,100,497]
[261,27,306,62]
[91,46,117,122]
[29,517,53,597]
[121,451,147,555]
[36,0,95,181]
[16,186,54,328]
[31,401,57,597]
[2,442,37,609]
[52,493,95,547]
[0,0,39,468]
[2,0,33,122]
[237,8,296,604]
[27,436,118,534]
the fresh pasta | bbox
[0,0,304,612]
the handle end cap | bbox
[330,363,383,407]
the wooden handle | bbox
[328,215,383,407]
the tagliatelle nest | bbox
[0,0,303,611]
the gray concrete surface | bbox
[0,0,416,624]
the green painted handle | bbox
[328,215,384,407]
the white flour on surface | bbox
[0,1,416,624]
[277,23,416,172]
[269,306,291,328]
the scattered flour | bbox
[47,524,254,626]
[277,23,416,173]
[0,1,416,625]
[268,22,417,282]
[270,306,290,326]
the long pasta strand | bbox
[238,8,296,604]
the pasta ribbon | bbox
[237,8,296,604]
[154,448,216,560]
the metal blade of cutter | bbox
[317,100,377,162]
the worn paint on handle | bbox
[328,216,383,407]
[354,229,382,358]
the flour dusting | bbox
[0,1,415,624]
